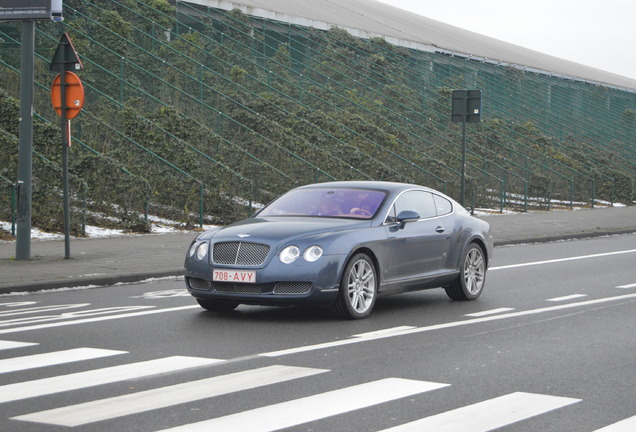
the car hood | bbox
[199,217,371,244]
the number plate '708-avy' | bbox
[213,270,256,284]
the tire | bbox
[196,298,239,312]
[445,243,486,301]
[332,253,377,319]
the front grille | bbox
[273,282,312,295]
[213,242,270,266]
[213,282,263,294]
[189,278,312,296]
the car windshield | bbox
[258,188,387,219]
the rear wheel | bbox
[196,298,239,312]
[445,243,486,300]
[332,253,377,319]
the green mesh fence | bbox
[1,0,634,234]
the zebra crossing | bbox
[1,339,633,431]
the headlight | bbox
[188,241,198,257]
[303,245,323,262]
[195,242,209,260]
[279,245,300,264]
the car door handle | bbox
[435,226,445,233]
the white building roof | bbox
[184,0,636,91]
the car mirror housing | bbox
[396,210,420,229]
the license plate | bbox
[213,269,256,284]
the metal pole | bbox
[61,70,71,259]
[199,184,204,228]
[460,121,466,207]
[82,188,87,237]
[499,179,504,213]
[10,184,17,236]
[16,21,35,261]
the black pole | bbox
[60,69,71,259]
[16,21,35,261]
[460,121,467,207]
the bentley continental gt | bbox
[184,181,493,319]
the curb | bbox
[493,229,636,247]
[0,270,184,295]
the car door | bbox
[384,190,451,286]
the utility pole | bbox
[50,34,84,258]
[15,21,35,260]
[451,89,482,207]
[5,0,65,260]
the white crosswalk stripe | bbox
[12,365,328,427]
[378,391,581,432]
[0,340,37,350]
[0,356,223,404]
[156,378,449,432]
[0,347,126,374]
[593,415,636,431]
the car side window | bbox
[433,194,453,216]
[385,203,397,223]
[393,191,436,219]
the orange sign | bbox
[51,72,85,119]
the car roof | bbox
[296,181,437,195]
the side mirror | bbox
[396,210,420,229]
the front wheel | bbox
[445,243,486,300]
[332,253,377,319]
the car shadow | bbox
[190,289,454,323]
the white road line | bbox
[617,283,636,289]
[0,348,126,374]
[352,326,417,338]
[0,305,154,328]
[593,415,636,431]
[0,302,37,307]
[547,294,588,302]
[379,391,580,432]
[0,303,89,318]
[156,378,449,432]
[0,305,199,335]
[465,307,515,317]
[12,365,328,427]
[260,293,636,357]
[490,248,636,271]
[0,340,37,351]
[0,356,224,404]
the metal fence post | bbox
[82,189,87,237]
[120,57,125,103]
[199,184,204,228]
[11,184,17,236]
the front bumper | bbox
[184,253,345,307]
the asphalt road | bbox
[0,234,635,432]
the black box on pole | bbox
[452,89,482,123]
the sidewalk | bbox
[1,206,635,294]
